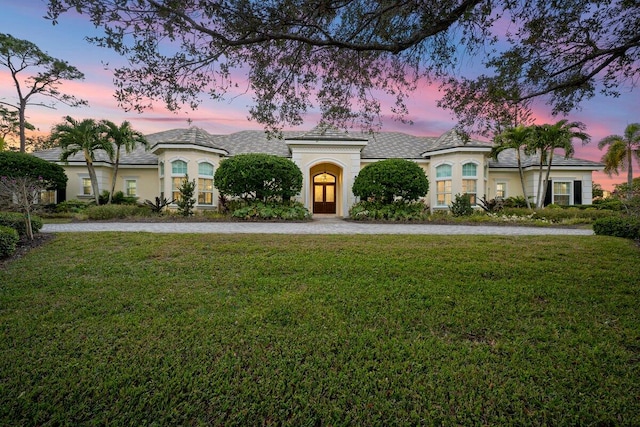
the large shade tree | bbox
[50,116,113,205]
[598,123,640,199]
[0,33,86,152]
[101,120,148,204]
[44,1,639,134]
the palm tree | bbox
[598,123,640,199]
[491,125,533,209]
[102,120,148,204]
[51,116,113,205]
[529,120,590,208]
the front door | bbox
[313,173,336,214]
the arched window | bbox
[462,162,478,205]
[171,160,188,201]
[435,164,452,206]
[198,162,214,205]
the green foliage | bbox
[1,233,639,425]
[450,193,473,216]
[176,175,196,216]
[231,201,311,220]
[98,190,137,205]
[0,224,18,258]
[502,196,530,208]
[0,151,67,190]
[144,196,174,214]
[215,154,303,202]
[352,159,429,203]
[0,211,42,237]
[85,204,153,220]
[593,216,640,240]
[55,199,88,213]
[478,196,504,213]
[349,200,428,221]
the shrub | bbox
[0,212,43,237]
[349,200,428,221]
[450,193,473,217]
[352,159,429,203]
[0,151,67,190]
[176,176,196,216]
[593,217,640,240]
[99,190,139,205]
[85,204,153,220]
[144,197,174,214]
[215,154,303,202]
[0,225,19,259]
[231,201,311,220]
[503,196,530,208]
[56,199,89,213]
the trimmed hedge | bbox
[85,204,154,220]
[593,216,640,240]
[231,201,311,220]
[0,212,43,237]
[0,225,19,258]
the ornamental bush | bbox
[349,200,428,221]
[0,151,67,190]
[214,154,302,202]
[0,225,19,258]
[593,216,640,240]
[0,212,43,237]
[352,159,428,203]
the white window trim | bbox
[123,178,138,197]
[495,181,507,200]
[435,163,453,207]
[197,161,215,206]
[552,180,573,205]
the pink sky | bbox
[1,1,638,191]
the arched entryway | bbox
[313,172,336,214]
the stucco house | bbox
[33,126,604,216]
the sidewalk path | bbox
[42,218,594,236]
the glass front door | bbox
[313,173,336,214]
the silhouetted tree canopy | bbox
[46,1,639,135]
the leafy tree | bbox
[352,159,428,203]
[176,175,196,216]
[529,120,590,208]
[0,175,48,240]
[598,123,640,199]
[102,120,148,204]
[45,1,639,134]
[214,154,302,202]
[0,105,35,149]
[592,183,604,200]
[0,151,67,190]
[491,125,533,209]
[0,33,86,152]
[50,116,113,205]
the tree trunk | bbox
[19,99,27,153]
[541,150,555,208]
[536,149,545,209]
[84,150,101,204]
[109,149,120,204]
[516,148,532,210]
[627,146,633,199]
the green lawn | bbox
[1,233,639,425]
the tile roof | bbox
[31,126,602,169]
[489,149,604,169]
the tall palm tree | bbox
[491,125,533,209]
[102,120,148,204]
[529,120,590,208]
[598,123,640,199]
[51,116,113,205]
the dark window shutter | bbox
[574,181,582,205]
[544,181,552,206]
[57,188,66,203]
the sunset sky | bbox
[1,1,638,190]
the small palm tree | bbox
[491,125,533,209]
[51,116,113,205]
[530,120,590,208]
[102,120,148,204]
[598,123,640,199]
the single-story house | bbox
[33,126,604,216]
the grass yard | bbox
[1,233,639,425]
